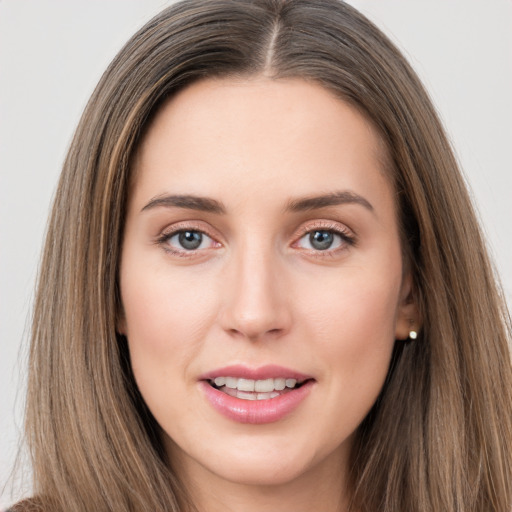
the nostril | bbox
[224,324,285,341]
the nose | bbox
[219,243,292,341]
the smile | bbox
[209,377,305,401]
[200,365,315,423]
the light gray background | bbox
[1,0,511,506]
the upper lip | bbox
[199,364,313,382]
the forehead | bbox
[130,77,393,213]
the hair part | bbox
[24,1,512,511]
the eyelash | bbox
[293,222,356,257]
[155,222,219,258]
[155,221,356,258]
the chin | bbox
[206,453,312,487]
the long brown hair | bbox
[24,0,512,511]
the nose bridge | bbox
[221,236,290,340]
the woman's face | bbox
[119,77,415,491]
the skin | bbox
[119,77,417,512]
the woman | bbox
[8,0,512,510]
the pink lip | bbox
[199,365,315,424]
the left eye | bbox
[296,230,345,251]
[166,230,214,251]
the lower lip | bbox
[200,380,314,424]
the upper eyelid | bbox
[292,219,354,238]
[159,221,220,240]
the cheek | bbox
[298,263,401,412]
[119,260,218,381]
[119,261,223,433]
[302,266,400,347]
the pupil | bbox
[179,231,202,250]
[310,230,333,250]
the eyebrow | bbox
[140,190,374,215]
[285,191,374,213]
[141,194,226,214]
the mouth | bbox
[199,365,315,423]
[207,376,310,401]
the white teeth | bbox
[257,392,279,400]
[237,391,257,400]
[225,377,238,389]
[285,378,297,388]
[237,378,255,392]
[254,378,274,392]
[212,376,302,393]
[214,377,226,387]
[224,389,282,400]
[274,378,286,390]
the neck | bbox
[174,450,351,512]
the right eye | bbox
[158,228,220,256]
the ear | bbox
[394,272,420,341]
